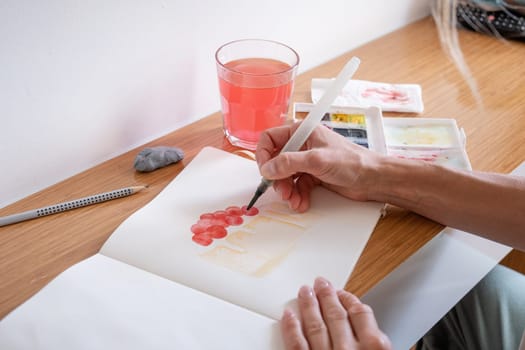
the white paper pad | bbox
[0,254,282,350]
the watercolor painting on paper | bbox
[193,202,320,277]
[100,146,384,319]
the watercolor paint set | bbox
[293,103,471,170]
[293,103,388,155]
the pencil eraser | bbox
[134,146,184,172]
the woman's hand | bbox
[255,124,383,212]
[280,277,391,350]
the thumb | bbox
[260,152,311,180]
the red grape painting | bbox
[191,205,259,246]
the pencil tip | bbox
[131,185,148,192]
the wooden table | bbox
[1,17,525,319]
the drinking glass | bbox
[215,39,299,150]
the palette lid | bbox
[311,79,424,114]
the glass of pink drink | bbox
[215,39,299,150]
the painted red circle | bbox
[192,234,213,246]
[241,205,259,216]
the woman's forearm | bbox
[369,157,525,250]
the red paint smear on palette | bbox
[191,205,259,246]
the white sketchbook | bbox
[0,147,384,349]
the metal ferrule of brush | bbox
[257,178,273,194]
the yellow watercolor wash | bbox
[200,246,267,275]
[226,221,302,257]
[261,202,320,228]
[385,124,455,147]
[242,215,302,233]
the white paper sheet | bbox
[0,254,283,350]
[362,228,511,349]
[100,146,384,319]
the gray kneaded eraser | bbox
[134,146,184,172]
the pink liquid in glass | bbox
[218,57,294,149]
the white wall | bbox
[0,0,430,208]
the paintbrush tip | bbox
[246,189,264,210]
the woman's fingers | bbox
[314,277,356,349]
[281,308,309,350]
[338,290,392,349]
[297,285,332,349]
[281,280,392,350]
[337,291,378,337]
[256,124,299,167]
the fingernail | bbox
[282,308,295,319]
[314,277,330,290]
[298,285,314,298]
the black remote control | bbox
[456,3,525,40]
